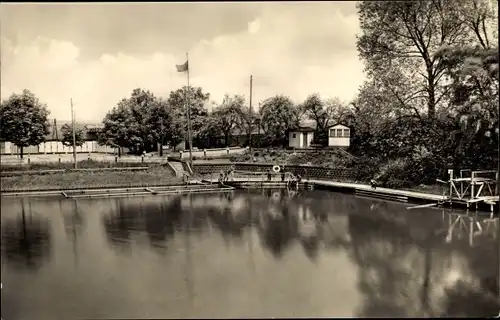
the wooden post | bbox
[448,169,453,204]
[471,171,475,201]
[460,170,464,197]
[495,171,499,196]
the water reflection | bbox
[1,191,498,319]
[1,199,52,271]
[346,201,499,318]
[443,209,499,247]
[103,197,183,251]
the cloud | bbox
[248,18,261,34]
[1,3,365,122]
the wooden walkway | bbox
[309,180,446,201]
[310,179,499,211]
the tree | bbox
[144,98,183,155]
[0,89,50,158]
[167,86,210,144]
[196,114,223,149]
[301,94,345,145]
[100,88,157,155]
[237,107,260,147]
[356,0,474,119]
[259,95,300,147]
[434,0,498,169]
[212,94,245,146]
[436,46,499,169]
[60,123,85,147]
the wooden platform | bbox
[310,179,499,212]
[61,184,235,199]
[309,180,445,201]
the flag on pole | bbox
[176,61,189,72]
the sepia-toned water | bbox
[1,189,499,319]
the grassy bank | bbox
[229,148,446,196]
[230,148,354,167]
[1,166,182,192]
[0,159,148,172]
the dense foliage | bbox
[1,0,497,189]
[0,89,50,158]
[61,123,85,147]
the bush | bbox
[352,157,380,182]
[374,156,445,188]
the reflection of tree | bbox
[207,206,250,245]
[144,197,183,249]
[103,197,183,251]
[348,212,418,317]
[442,281,500,317]
[205,193,256,242]
[63,200,84,238]
[346,200,500,318]
[1,200,52,271]
[62,200,85,267]
[103,199,138,249]
[257,204,299,258]
[299,236,319,261]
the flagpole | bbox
[186,52,193,164]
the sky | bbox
[1,2,365,122]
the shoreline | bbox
[0,166,183,193]
[0,182,201,194]
[1,161,497,214]
[3,175,498,214]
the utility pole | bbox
[160,117,164,157]
[249,75,253,154]
[70,98,77,169]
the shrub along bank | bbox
[229,148,447,191]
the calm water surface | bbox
[1,189,499,319]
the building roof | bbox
[328,123,350,129]
[44,119,101,141]
[231,127,262,136]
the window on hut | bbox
[343,129,350,137]
[336,129,343,137]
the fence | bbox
[193,162,355,181]
[0,155,169,166]
[1,141,119,155]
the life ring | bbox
[272,165,281,173]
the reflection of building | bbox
[297,204,317,238]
